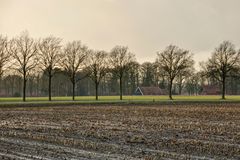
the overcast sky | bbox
[1,0,240,66]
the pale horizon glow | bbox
[1,0,240,68]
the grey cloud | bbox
[0,0,240,65]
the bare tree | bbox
[38,36,62,101]
[128,61,140,94]
[185,72,201,96]
[175,68,193,95]
[156,45,194,100]
[203,41,240,99]
[9,31,38,101]
[0,35,10,77]
[140,62,155,87]
[109,46,135,100]
[86,50,108,100]
[62,41,88,100]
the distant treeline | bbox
[0,31,240,101]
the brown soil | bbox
[0,104,239,159]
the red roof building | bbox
[135,87,167,95]
[201,85,221,95]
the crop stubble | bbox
[0,104,239,159]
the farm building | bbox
[134,87,167,95]
[201,85,221,95]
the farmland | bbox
[0,104,239,159]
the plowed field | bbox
[0,104,239,159]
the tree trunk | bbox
[36,76,39,97]
[169,79,173,100]
[222,76,226,99]
[23,72,26,102]
[120,76,123,100]
[72,80,75,101]
[11,78,14,96]
[95,81,98,100]
[48,75,52,101]
[179,83,182,95]
[178,76,183,95]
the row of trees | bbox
[0,32,240,101]
[0,32,136,101]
